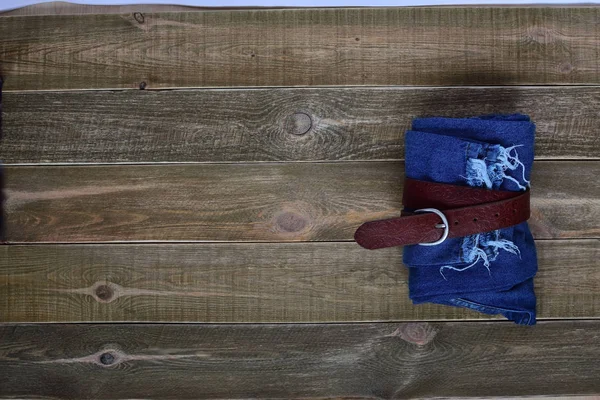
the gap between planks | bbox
[0,237,588,245]
[4,159,598,167]
[4,84,600,93]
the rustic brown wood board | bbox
[1,7,600,90]
[1,322,600,399]
[1,240,598,323]
[1,4,600,398]
[2,87,600,163]
[4,161,599,242]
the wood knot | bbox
[525,27,557,45]
[99,352,116,366]
[559,62,573,74]
[89,282,121,303]
[275,212,307,233]
[95,285,114,302]
[133,12,145,24]
[285,112,312,136]
[389,323,437,346]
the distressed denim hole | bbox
[442,143,528,280]
[440,232,521,280]
[464,144,530,190]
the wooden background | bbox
[1,2,599,398]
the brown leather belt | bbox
[354,178,530,250]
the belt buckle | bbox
[414,208,449,246]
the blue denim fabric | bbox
[403,115,538,325]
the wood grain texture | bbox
[3,87,600,163]
[4,161,598,243]
[1,321,599,398]
[1,7,599,90]
[0,240,598,322]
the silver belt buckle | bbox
[414,208,449,246]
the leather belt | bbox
[354,178,530,250]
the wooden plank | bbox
[1,321,599,398]
[3,87,600,163]
[0,240,598,322]
[1,7,599,90]
[4,161,598,243]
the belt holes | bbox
[473,218,478,222]
[454,221,459,225]
[495,212,499,217]
[512,209,517,214]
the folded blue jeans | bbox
[403,115,537,325]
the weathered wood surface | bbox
[1,321,599,398]
[0,240,598,323]
[4,161,598,242]
[3,87,600,163]
[1,5,599,399]
[1,8,599,90]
